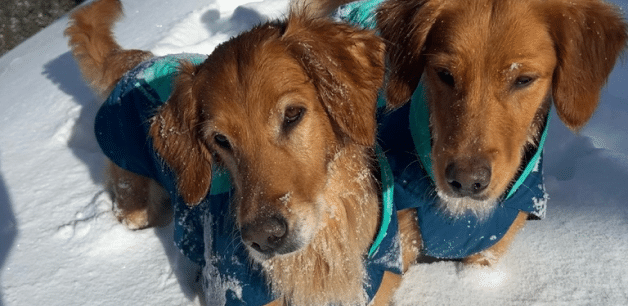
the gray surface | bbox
[0,0,84,56]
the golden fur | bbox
[300,0,627,265]
[65,0,420,304]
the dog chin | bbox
[436,189,498,220]
[246,244,304,264]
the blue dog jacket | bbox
[95,54,403,304]
[336,0,549,259]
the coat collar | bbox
[369,146,395,257]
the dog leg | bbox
[371,271,403,306]
[463,211,528,266]
[397,208,421,271]
[107,161,171,229]
[364,209,421,305]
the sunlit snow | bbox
[1,0,627,305]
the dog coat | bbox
[335,0,549,259]
[95,54,403,304]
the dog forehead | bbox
[197,40,315,115]
[432,0,554,72]
[193,47,323,143]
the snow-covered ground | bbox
[0,0,627,305]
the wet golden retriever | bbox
[300,0,627,265]
[65,0,419,304]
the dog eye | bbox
[514,76,536,89]
[283,106,305,130]
[437,69,455,87]
[213,133,231,150]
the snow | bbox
[1,0,627,305]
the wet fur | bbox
[300,0,627,265]
[66,0,419,304]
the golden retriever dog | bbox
[299,0,627,266]
[65,0,419,304]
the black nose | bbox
[445,157,492,197]
[241,216,288,255]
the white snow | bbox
[1,0,627,305]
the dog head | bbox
[377,0,627,216]
[149,13,384,263]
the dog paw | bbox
[114,207,151,230]
[463,250,498,267]
[457,253,509,289]
[108,170,172,230]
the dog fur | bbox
[65,0,420,304]
[298,0,628,265]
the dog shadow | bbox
[154,224,205,304]
[0,157,17,306]
[41,52,105,184]
[201,5,268,37]
[41,52,204,302]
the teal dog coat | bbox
[95,54,403,304]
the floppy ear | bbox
[377,0,441,109]
[282,13,385,147]
[149,61,213,206]
[543,0,627,131]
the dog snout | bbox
[444,157,492,198]
[241,215,296,256]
